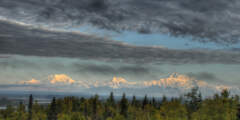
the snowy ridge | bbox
[17,73,240,97]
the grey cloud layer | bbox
[1,21,240,64]
[1,55,240,86]
[1,0,240,44]
[76,64,150,75]
[0,56,150,76]
[187,72,218,82]
[186,72,233,85]
[0,55,159,84]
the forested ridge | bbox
[0,88,240,120]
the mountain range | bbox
[12,72,240,97]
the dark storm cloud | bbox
[0,55,150,75]
[0,0,240,44]
[0,84,42,88]
[1,20,240,64]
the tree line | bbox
[0,88,240,120]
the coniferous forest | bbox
[0,88,240,120]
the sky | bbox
[0,0,240,96]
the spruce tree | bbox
[83,102,88,118]
[185,87,202,113]
[142,95,148,109]
[131,95,137,107]
[161,95,167,104]
[185,87,202,119]
[4,104,14,119]
[120,93,128,118]
[18,101,25,113]
[104,92,115,118]
[28,94,33,120]
[221,89,230,99]
[48,97,57,120]
[152,97,157,108]
[92,95,98,120]
[107,92,115,107]
[237,104,240,120]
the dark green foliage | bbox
[48,97,58,120]
[91,95,99,120]
[119,93,128,118]
[2,104,15,119]
[18,101,25,113]
[131,95,137,107]
[185,87,202,113]
[237,95,240,120]
[221,89,230,98]
[107,92,115,107]
[28,94,33,120]
[161,95,167,104]
[0,90,239,120]
[142,95,148,109]
[152,97,157,108]
[104,92,116,119]
[72,97,81,112]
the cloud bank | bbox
[0,0,240,44]
[1,21,240,64]
[187,72,219,82]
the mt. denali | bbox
[18,73,240,97]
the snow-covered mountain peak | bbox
[16,73,240,97]
[108,77,137,88]
[143,73,198,89]
[112,77,128,84]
